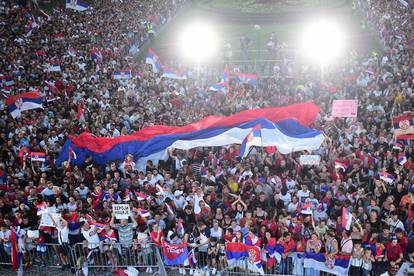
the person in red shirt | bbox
[150,223,164,247]
[395,228,408,252]
[385,237,403,274]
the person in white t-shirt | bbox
[81,222,100,250]
[210,220,223,240]
[49,213,70,269]
[297,184,310,203]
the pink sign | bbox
[332,100,358,118]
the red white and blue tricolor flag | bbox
[30,152,46,162]
[342,207,352,231]
[113,70,132,80]
[56,103,324,170]
[226,242,264,274]
[334,161,348,171]
[208,65,230,93]
[162,242,189,266]
[233,72,258,87]
[36,201,48,216]
[0,75,14,86]
[240,124,262,158]
[6,91,44,118]
[303,252,350,276]
[379,171,395,183]
[66,0,89,11]
[146,48,162,73]
[162,67,187,80]
[398,153,407,166]
[11,227,21,272]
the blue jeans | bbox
[362,268,371,276]
[305,267,320,276]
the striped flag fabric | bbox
[113,70,132,80]
[30,152,46,162]
[334,161,348,171]
[239,124,262,158]
[342,207,352,230]
[6,92,44,118]
[379,171,395,183]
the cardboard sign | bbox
[113,204,130,219]
[332,100,358,118]
[39,212,61,228]
[300,155,321,166]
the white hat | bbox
[174,190,183,197]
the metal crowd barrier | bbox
[0,241,341,276]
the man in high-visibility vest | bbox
[146,22,154,41]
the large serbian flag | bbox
[6,91,44,118]
[303,252,351,276]
[393,113,414,140]
[226,242,264,274]
[56,103,324,169]
[162,242,189,266]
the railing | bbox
[0,241,342,276]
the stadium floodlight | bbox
[178,22,218,63]
[300,19,345,64]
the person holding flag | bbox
[48,213,71,270]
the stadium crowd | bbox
[0,0,414,276]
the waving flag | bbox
[0,75,14,86]
[226,242,264,274]
[208,82,227,92]
[393,143,404,151]
[379,171,395,183]
[77,102,85,122]
[398,153,407,166]
[11,227,20,271]
[208,65,230,93]
[51,33,65,41]
[240,124,262,158]
[233,72,258,87]
[90,49,103,63]
[146,48,162,73]
[113,70,132,80]
[393,113,414,140]
[56,103,323,168]
[303,252,350,276]
[334,161,348,171]
[30,152,46,162]
[69,146,77,162]
[36,201,48,216]
[162,242,189,266]
[134,208,151,218]
[162,67,187,80]
[6,92,44,118]
[66,0,89,11]
[301,202,313,215]
[342,207,352,230]
[48,64,61,72]
[135,192,148,201]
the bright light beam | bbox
[178,23,218,62]
[300,20,345,64]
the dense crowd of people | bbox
[0,0,414,275]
